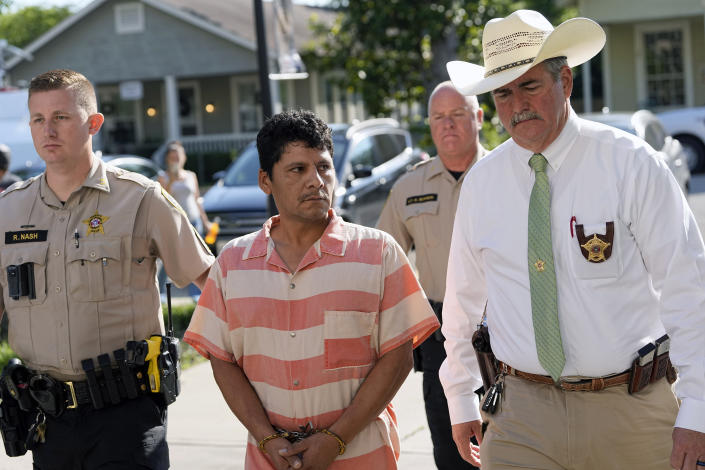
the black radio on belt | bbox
[6,263,36,301]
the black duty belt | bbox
[28,361,149,417]
[27,336,181,417]
[59,368,148,409]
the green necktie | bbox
[528,153,565,382]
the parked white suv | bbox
[0,89,43,178]
[581,110,691,196]
[657,106,705,173]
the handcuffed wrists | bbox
[317,428,346,455]
[257,431,290,453]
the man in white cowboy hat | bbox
[439,9,705,470]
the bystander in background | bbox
[158,141,211,301]
[0,144,21,192]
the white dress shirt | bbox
[440,110,705,433]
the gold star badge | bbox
[82,212,110,235]
[581,234,610,262]
[534,259,546,272]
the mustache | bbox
[300,191,329,201]
[511,111,542,127]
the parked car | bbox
[202,118,428,253]
[101,154,163,180]
[0,88,43,179]
[656,106,705,173]
[5,141,43,180]
[581,110,690,196]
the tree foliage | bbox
[0,5,72,49]
[305,0,577,128]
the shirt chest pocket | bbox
[323,310,376,370]
[403,200,439,220]
[0,242,49,306]
[403,200,439,247]
[67,238,124,301]
[568,220,621,280]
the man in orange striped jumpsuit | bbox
[184,109,439,470]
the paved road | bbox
[3,173,705,469]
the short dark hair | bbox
[256,109,333,179]
[0,144,10,171]
[28,69,98,115]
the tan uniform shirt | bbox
[0,157,214,379]
[376,148,485,302]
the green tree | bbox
[305,1,576,148]
[0,5,72,49]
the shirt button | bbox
[54,250,60,256]
[55,286,61,293]
[289,283,295,289]
[90,251,96,258]
[293,380,299,386]
[290,332,296,337]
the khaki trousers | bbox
[481,374,678,470]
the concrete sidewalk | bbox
[0,361,435,469]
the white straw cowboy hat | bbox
[447,9,606,96]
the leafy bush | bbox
[0,342,14,372]
[162,302,196,337]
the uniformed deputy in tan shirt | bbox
[377,81,485,470]
[0,157,213,379]
[377,84,485,304]
[376,153,484,302]
[0,69,214,469]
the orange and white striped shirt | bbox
[184,210,439,469]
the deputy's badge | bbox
[575,221,614,263]
[82,212,110,235]
[534,259,546,272]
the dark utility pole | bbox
[253,0,277,216]
[253,0,273,118]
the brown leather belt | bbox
[498,361,631,392]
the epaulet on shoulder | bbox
[0,176,37,198]
[410,158,433,172]
[111,165,154,188]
